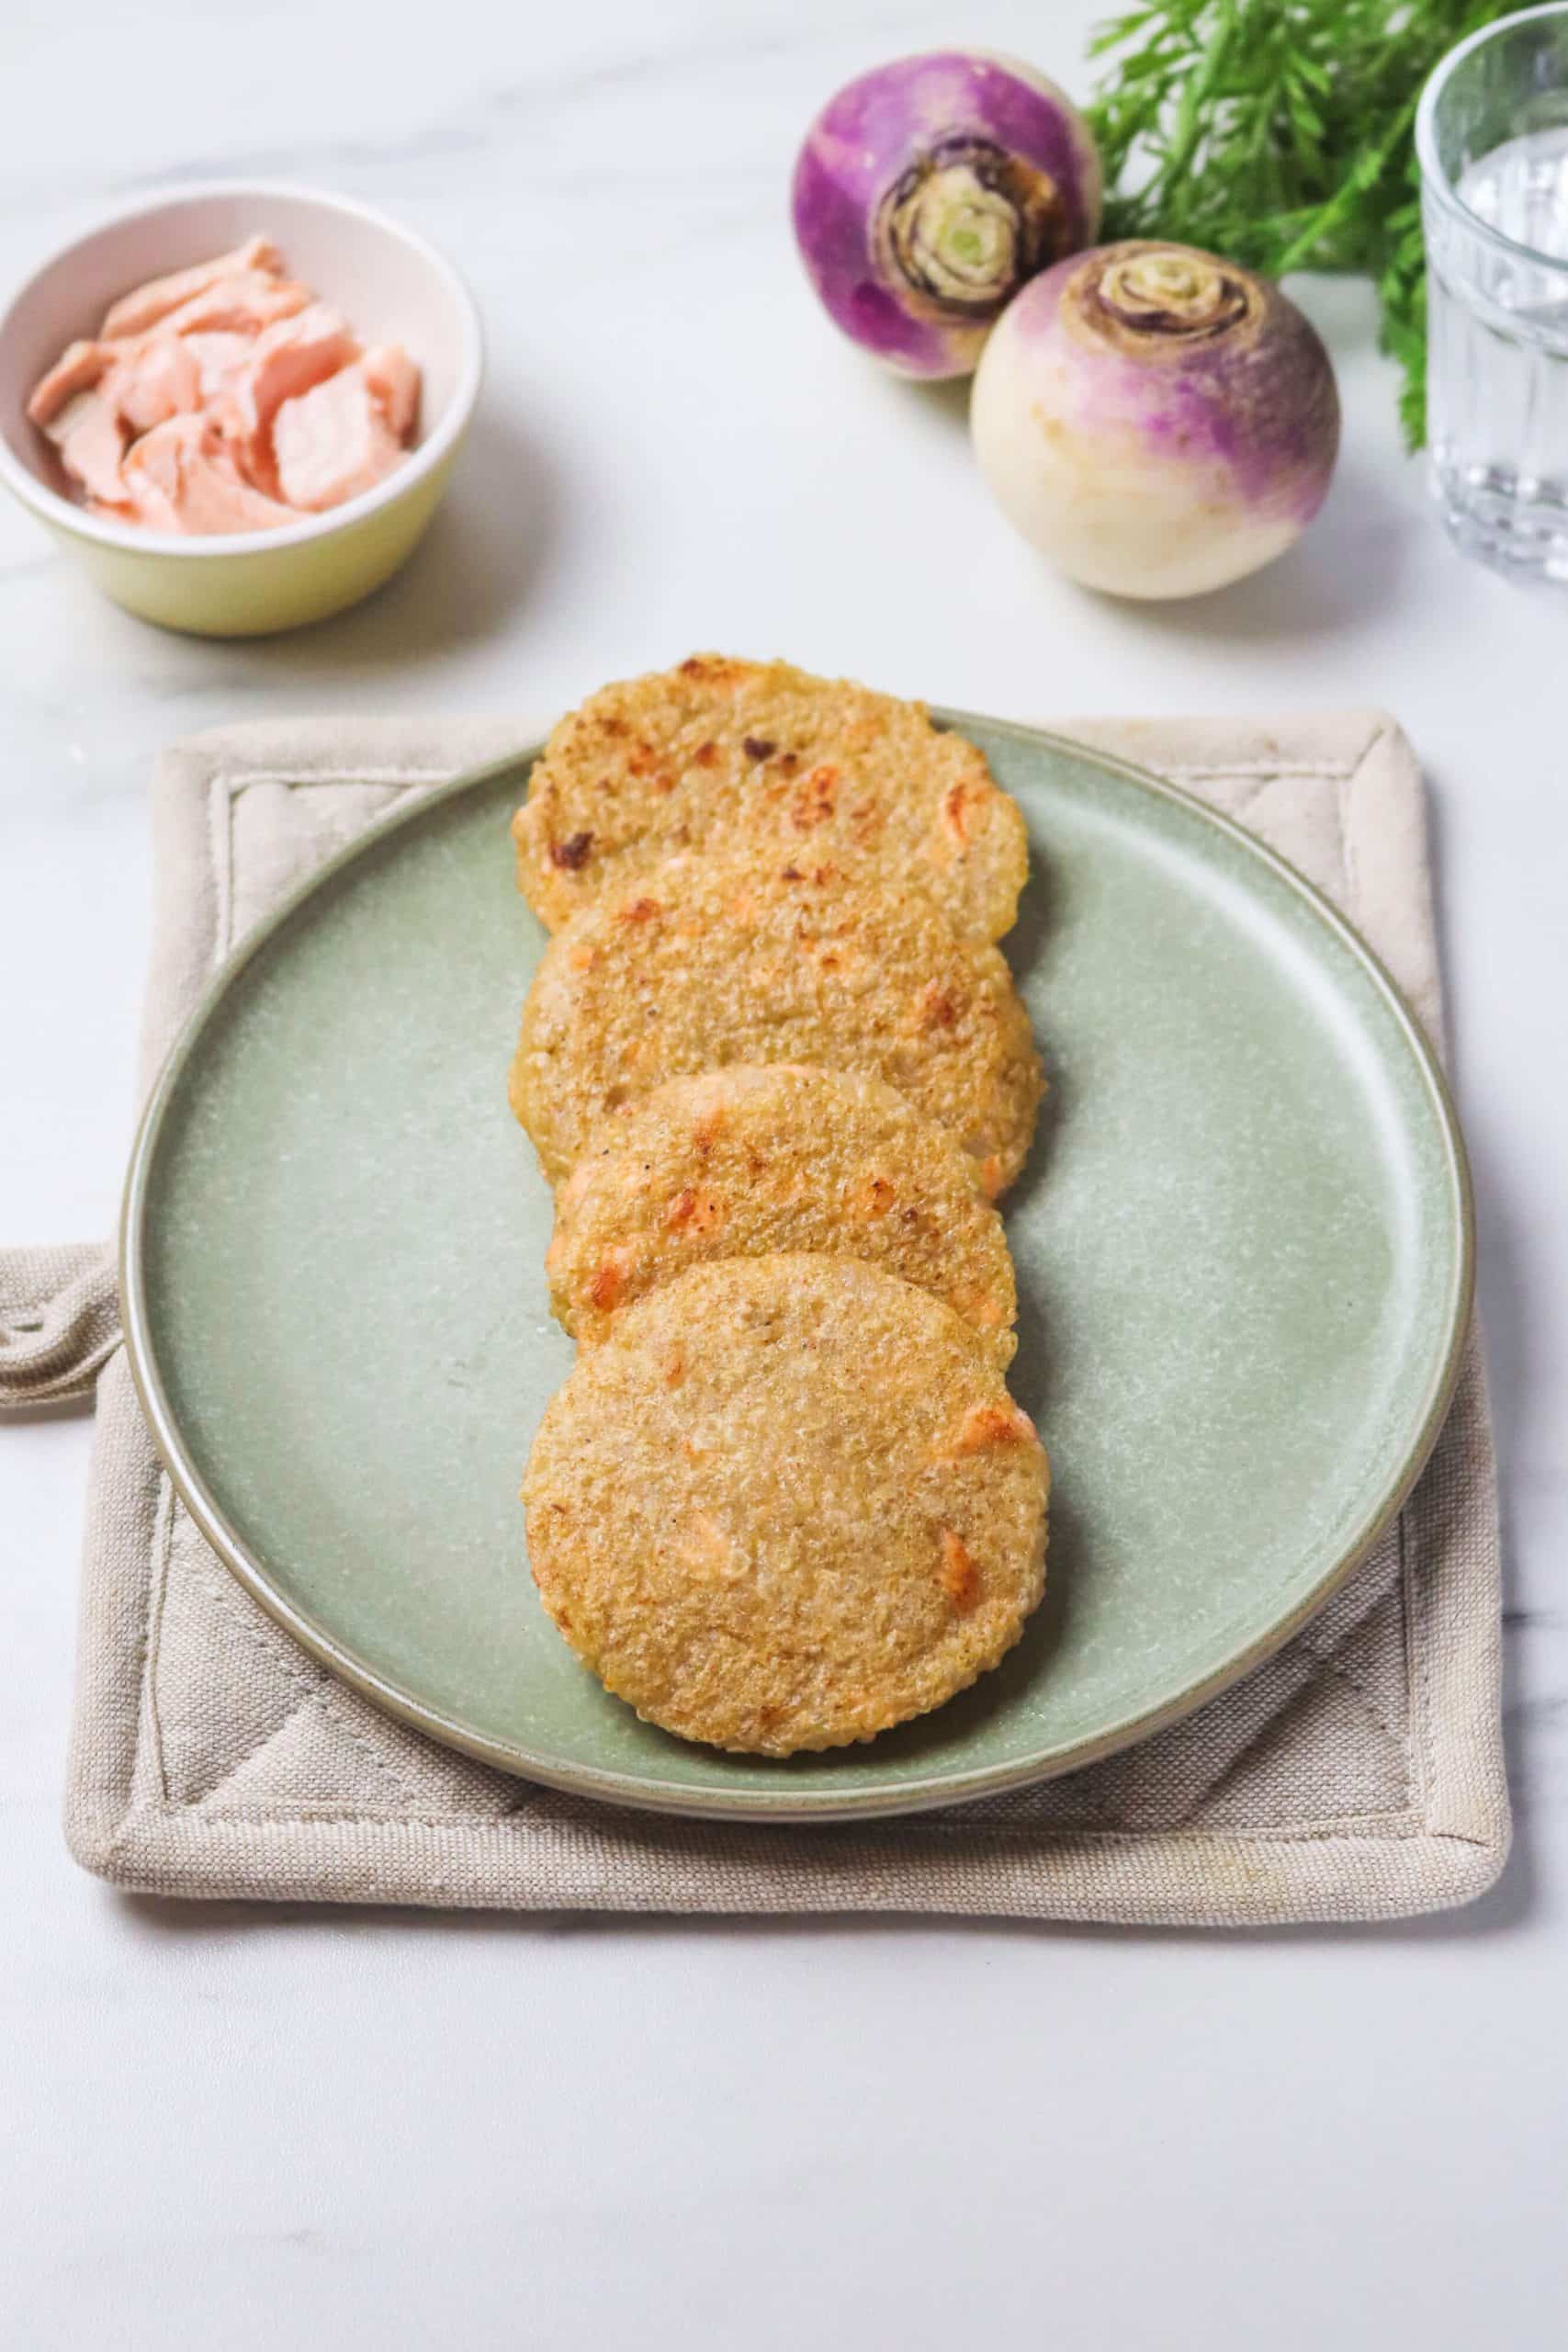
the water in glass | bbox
[1427,124,1568,581]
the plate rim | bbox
[118,714,1475,1824]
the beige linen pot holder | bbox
[0,709,1508,1923]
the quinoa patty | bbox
[512,654,1029,942]
[547,1063,1018,1355]
[523,1255,1048,1755]
[510,850,1043,1193]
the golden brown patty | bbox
[510,852,1043,1193]
[547,1063,1019,1355]
[511,653,1030,942]
[523,1255,1048,1754]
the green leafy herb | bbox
[1084,1,1508,447]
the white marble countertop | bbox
[2,1,1565,2342]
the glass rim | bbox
[1416,1,1568,274]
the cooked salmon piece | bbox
[27,340,114,425]
[114,414,199,527]
[39,389,128,504]
[119,414,299,535]
[35,331,207,441]
[361,344,420,438]
[158,271,311,339]
[272,362,406,511]
[215,303,359,484]
[180,331,255,404]
[102,334,201,435]
[101,234,284,336]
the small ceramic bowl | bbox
[0,182,483,636]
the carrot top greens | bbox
[1085,0,1508,446]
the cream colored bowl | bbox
[0,183,483,636]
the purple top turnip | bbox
[792,51,1102,379]
[971,241,1341,598]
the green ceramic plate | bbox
[121,717,1472,1822]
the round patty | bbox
[509,851,1043,1194]
[523,1255,1049,1755]
[511,654,1030,942]
[547,1062,1018,1355]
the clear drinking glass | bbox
[1419,5,1568,582]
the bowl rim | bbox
[0,177,485,558]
